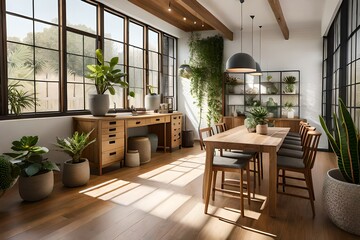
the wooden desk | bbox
[203,125,289,217]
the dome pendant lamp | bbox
[226,0,256,73]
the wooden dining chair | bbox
[198,127,252,217]
[281,126,316,151]
[276,130,322,217]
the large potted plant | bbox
[55,129,96,187]
[319,98,360,236]
[86,49,128,116]
[5,136,60,201]
[0,155,20,198]
[249,106,269,135]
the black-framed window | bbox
[0,0,178,119]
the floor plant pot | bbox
[19,171,54,201]
[62,158,90,187]
[323,168,360,236]
[256,124,268,135]
[89,94,109,116]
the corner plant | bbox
[319,98,359,184]
[189,33,224,127]
[249,106,268,125]
[54,129,96,164]
[4,136,59,177]
[0,155,20,197]
[86,49,128,95]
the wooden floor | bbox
[0,142,358,240]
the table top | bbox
[203,125,290,151]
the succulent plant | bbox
[249,106,268,125]
[0,155,20,197]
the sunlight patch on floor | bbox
[99,182,141,201]
[173,202,209,228]
[150,193,191,219]
[111,185,156,206]
[79,178,118,194]
[132,188,174,212]
[171,168,203,187]
[81,180,131,198]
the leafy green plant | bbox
[54,129,96,164]
[147,85,157,95]
[8,81,37,116]
[86,49,128,95]
[0,155,20,197]
[266,75,273,81]
[319,98,359,184]
[283,76,296,84]
[4,136,59,177]
[249,106,268,125]
[244,117,257,129]
[284,101,294,111]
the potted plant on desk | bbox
[55,129,96,187]
[319,99,360,236]
[86,49,128,116]
[5,136,59,201]
[145,85,160,111]
[249,106,269,135]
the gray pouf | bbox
[128,136,151,164]
[125,150,140,167]
[147,133,158,152]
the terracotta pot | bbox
[19,171,54,201]
[89,94,109,116]
[62,158,90,187]
[323,168,360,236]
[256,124,268,135]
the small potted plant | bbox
[319,98,360,236]
[249,106,269,135]
[244,116,256,133]
[145,85,160,111]
[55,129,96,187]
[266,97,278,117]
[5,136,60,201]
[283,75,296,93]
[86,49,129,116]
[0,155,20,198]
[225,75,238,94]
[284,101,295,118]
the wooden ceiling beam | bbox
[175,0,233,40]
[267,0,289,40]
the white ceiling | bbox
[198,0,326,33]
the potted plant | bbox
[244,116,256,133]
[266,97,278,117]
[55,129,96,187]
[249,106,269,135]
[5,136,60,201]
[225,75,238,94]
[283,75,296,93]
[86,49,128,116]
[284,101,295,118]
[145,85,160,111]
[0,155,20,198]
[319,98,360,236]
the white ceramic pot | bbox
[256,124,268,135]
[287,110,295,118]
[145,94,160,111]
[89,94,109,116]
[323,168,360,236]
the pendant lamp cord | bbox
[240,0,243,52]
[259,25,262,66]
[250,15,254,56]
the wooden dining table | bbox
[203,125,290,217]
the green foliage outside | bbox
[189,33,224,127]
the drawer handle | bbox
[109,152,116,156]
[109,128,116,132]
[109,140,116,144]
[109,121,116,125]
[136,121,141,124]
[156,118,160,121]
[109,134,116,138]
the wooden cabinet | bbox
[223,116,245,129]
[73,117,125,175]
[170,114,182,149]
[268,118,306,133]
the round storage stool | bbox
[147,133,158,152]
[128,136,151,164]
[125,150,140,167]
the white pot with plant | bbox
[319,99,360,236]
[284,101,295,118]
[55,129,96,187]
[283,75,296,94]
[145,85,160,111]
[249,106,269,135]
[86,49,129,116]
[4,136,60,201]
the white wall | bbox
[177,26,328,148]
[321,0,342,36]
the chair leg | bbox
[256,155,261,186]
[246,164,251,205]
[212,170,217,201]
[240,169,245,217]
[304,171,315,217]
[308,171,315,200]
[260,153,264,179]
[282,169,286,192]
[221,171,225,189]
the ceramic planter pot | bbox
[19,171,54,201]
[145,94,160,111]
[62,158,90,187]
[287,110,295,118]
[256,124,268,135]
[323,168,360,236]
[89,94,109,116]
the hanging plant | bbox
[189,33,224,127]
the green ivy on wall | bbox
[189,33,224,127]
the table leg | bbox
[203,145,214,213]
[268,147,277,217]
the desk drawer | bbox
[101,120,124,129]
[150,116,166,124]
[127,118,149,127]
[102,138,124,152]
[102,148,124,165]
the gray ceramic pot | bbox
[19,171,54,201]
[89,94,109,116]
[62,158,90,187]
[323,168,360,236]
